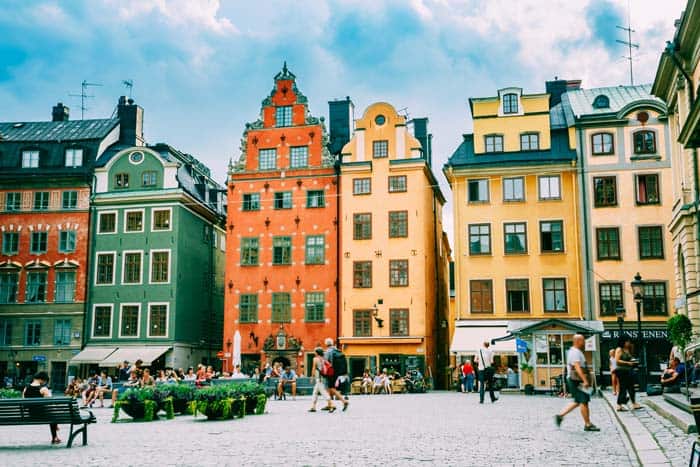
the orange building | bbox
[223,64,339,374]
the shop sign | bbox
[515,338,528,353]
[32,355,46,362]
[585,336,596,351]
[601,329,668,340]
[535,335,548,352]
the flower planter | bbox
[194,399,234,420]
[114,399,159,422]
[245,395,257,415]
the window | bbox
[634,130,656,154]
[273,236,292,265]
[5,192,21,211]
[596,227,620,260]
[24,320,41,346]
[98,212,116,233]
[96,253,115,284]
[470,280,493,314]
[599,283,623,316]
[388,176,407,193]
[142,171,157,187]
[305,236,325,264]
[353,261,372,288]
[543,278,567,312]
[390,309,409,336]
[592,95,610,109]
[353,310,372,337]
[353,213,372,240]
[540,221,564,252]
[33,192,49,211]
[639,226,664,259]
[258,149,277,170]
[643,282,667,315]
[149,304,168,337]
[468,179,489,202]
[503,93,518,114]
[520,133,539,151]
[120,305,139,337]
[239,294,258,323]
[242,193,260,211]
[93,306,112,337]
[506,279,529,313]
[276,106,292,127]
[0,272,18,304]
[58,231,76,253]
[125,211,143,232]
[2,232,19,255]
[54,271,75,303]
[0,320,11,346]
[26,271,47,303]
[30,232,47,254]
[306,190,325,208]
[353,178,371,195]
[290,146,308,168]
[636,174,660,205]
[469,224,491,255]
[504,222,527,254]
[484,135,504,153]
[593,176,617,207]
[389,211,408,238]
[62,191,77,209]
[274,191,292,209]
[123,252,142,283]
[271,292,291,322]
[538,176,561,200]
[65,148,83,167]
[115,173,129,188]
[22,150,39,168]
[241,238,259,266]
[373,140,388,158]
[305,292,325,322]
[151,251,170,283]
[503,177,524,201]
[152,209,171,230]
[591,132,614,155]
[389,259,409,287]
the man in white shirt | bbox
[554,334,600,432]
[476,341,497,404]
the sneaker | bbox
[554,414,563,428]
[308,408,316,412]
[342,401,349,412]
[584,424,600,432]
[321,406,330,411]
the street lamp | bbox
[631,272,647,389]
[615,304,625,337]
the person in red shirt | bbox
[462,360,475,393]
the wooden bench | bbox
[264,377,314,397]
[0,397,96,448]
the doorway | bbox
[51,361,67,391]
[349,357,368,379]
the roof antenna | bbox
[68,80,102,120]
[616,0,638,85]
[122,79,134,98]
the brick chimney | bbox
[52,102,69,122]
[117,96,145,146]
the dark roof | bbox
[446,129,575,169]
[0,118,119,142]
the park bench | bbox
[264,377,314,398]
[0,397,96,448]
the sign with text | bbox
[32,355,46,362]
[601,329,668,340]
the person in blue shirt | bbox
[277,366,297,400]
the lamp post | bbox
[630,272,647,390]
[615,304,625,338]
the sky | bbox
[0,0,687,244]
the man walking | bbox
[477,341,497,404]
[555,334,600,431]
[324,338,349,411]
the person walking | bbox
[554,334,600,431]
[609,349,619,396]
[477,341,497,404]
[309,347,335,413]
[615,337,641,411]
[463,360,475,393]
[23,371,61,444]
[324,338,349,412]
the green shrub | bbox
[0,389,21,399]
[668,314,693,350]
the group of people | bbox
[608,338,644,412]
[308,338,350,413]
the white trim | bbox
[97,210,118,235]
[148,248,171,285]
[146,302,170,338]
[91,303,113,339]
[121,250,144,285]
[94,251,117,286]
[123,209,145,233]
[150,206,173,232]
[118,302,141,338]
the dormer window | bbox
[65,148,83,167]
[115,173,129,188]
[276,106,292,127]
[633,130,656,154]
[592,95,610,109]
[484,135,503,153]
[503,93,518,114]
[22,150,39,168]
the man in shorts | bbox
[554,334,600,431]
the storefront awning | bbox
[507,319,604,335]
[69,347,118,364]
[450,324,516,354]
[100,346,171,367]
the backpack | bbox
[321,359,334,377]
[331,349,348,376]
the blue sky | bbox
[0,0,686,239]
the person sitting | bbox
[155,370,168,384]
[23,371,60,444]
[183,367,196,381]
[661,357,686,391]
[165,369,179,383]
[140,368,155,387]
[232,365,244,378]
[373,371,386,394]
[277,366,297,400]
[361,370,373,394]
[82,373,99,407]
[94,371,113,408]
[64,377,82,398]
[382,369,393,394]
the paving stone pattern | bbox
[0,392,638,466]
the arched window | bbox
[633,130,656,154]
[592,95,610,109]
[591,132,614,155]
[502,93,518,114]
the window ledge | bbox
[630,154,661,162]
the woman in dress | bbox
[309,347,335,413]
[23,371,60,444]
[609,349,619,396]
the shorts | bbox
[567,378,590,404]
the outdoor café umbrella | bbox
[233,330,242,368]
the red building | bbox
[223,64,339,374]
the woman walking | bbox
[615,338,641,411]
[309,347,335,413]
[23,371,60,445]
[609,349,619,396]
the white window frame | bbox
[502,176,525,202]
[118,303,141,338]
[91,303,113,339]
[538,175,561,200]
[97,210,118,234]
[64,148,83,167]
[22,150,39,168]
[149,249,171,285]
[94,251,117,286]
[124,209,145,233]
[467,179,490,203]
[151,207,172,232]
[147,302,170,338]
[121,250,144,285]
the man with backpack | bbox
[324,337,349,412]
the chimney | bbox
[545,79,582,108]
[52,102,69,122]
[117,96,145,146]
[411,117,432,166]
[327,97,354,156]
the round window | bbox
[375,114,386,125]
[129,151,144,164]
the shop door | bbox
[349,357,368,379]
[51,361,67,391]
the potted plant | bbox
[113,387,170,422]
[520,362,535,395]
[191,385,235,420]
[155,384,195,415]
[236,381,266,415]
[0,388,21,399]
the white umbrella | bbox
[233,330,242,369]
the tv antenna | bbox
[68,80,102,119]
[616,2,638,85]
[397,107,410,120]
[122,79,134,98]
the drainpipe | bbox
[577,127,592,321]
[335,158,341,345]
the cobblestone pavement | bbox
[0,392,638,466]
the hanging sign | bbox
[516,338,528,353]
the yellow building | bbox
[338,102,448,386]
